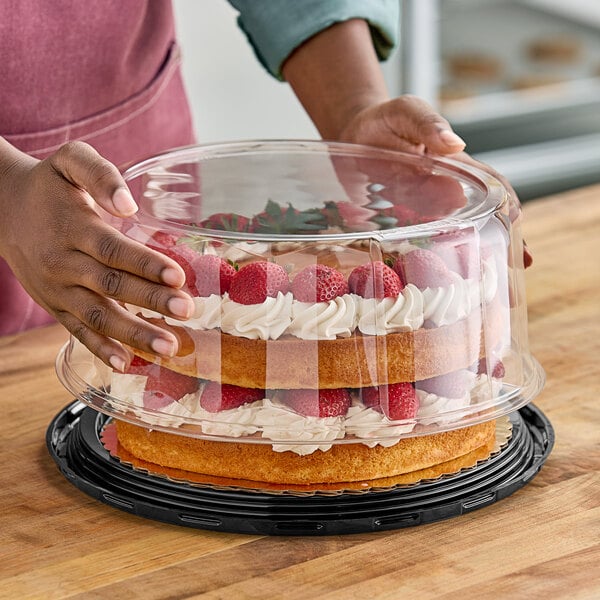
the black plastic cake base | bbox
[46,402,554,536]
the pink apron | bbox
[0,1,195,335]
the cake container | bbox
[55,140,545,449]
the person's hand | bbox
[338,94,466,156]
[337,96,532,267]
[0,140,196,371]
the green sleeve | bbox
[227,0,400,80]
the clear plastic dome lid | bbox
[56,141,544,453]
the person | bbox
[0,1,523,373]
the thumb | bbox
[48,141,138,217]
[383,95,466,155]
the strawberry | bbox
[148,233,199,295]
[229,261,290,305]
[477,358,506,379]
[143,366,199,409]
[200,382,264,412]
[282,388,351,418]
[348,261,403,299]
[393,248,454,289]
[361,383,419,420]
[191,254,236,297]
[431,230,479,279]
[417,371,470,399]
[126,355,155,375]
[291,264,348,303]
[148,230,179,250]
[199,212,253,232]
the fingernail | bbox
[168,296,194,319]
[151,337,176,357]
[112,187,138,216]
[162,267,185,287]
[439,130,466,148]
[109,355,127,372]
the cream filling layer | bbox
[125,256,497,341]
[109,371,498,455]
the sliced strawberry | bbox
[291,264,348,303]
[393,248,454,289]
[191,254,236,297]
[417,371,470,399]
[361,383,419,420]
[282,388,351,418]
[348,261,403,299]
[229,261,290,305]
[142,366,199,409]
[200,382,264,412]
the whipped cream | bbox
[198,400,262,437]
[124,256,499,341]
[221,292,293,340]
[288,294,358,340]
[422,273,475,327]
[345,400,417,447]
[253,398,345,454]
[357,284,424,334]
[110,372,199,427]
[108,368,503,454]
[189,294,223,329]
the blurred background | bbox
[173,0,600,201]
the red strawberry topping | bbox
[477,358,506,379]
[199,212,253,232]
[143,366,199,409]
[348,261,403,299]
[229,261,290,305]
[282,388,351,418]
[126,355,155,375]
[361,383,419,420]
[148,230,179,250]
[191,254,236,297]
[291,264,348,303]
[393,248,454,289]
[148,234,199,295]
[431,230,480,279]
[200,382,264,413]
[417,370,470,399]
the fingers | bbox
[382,96,466,154]
[71,250,194,320]
[340,96,466,156]
[74,218,187,289]
[49,141,138,217]
[58,295,180,371]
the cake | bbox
[68,141,526,489]
[110,210,509,486]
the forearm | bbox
[0,138,38,255]
[282,19,389,140]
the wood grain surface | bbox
[0,186,599,599]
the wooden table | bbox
[1,186,599,600]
